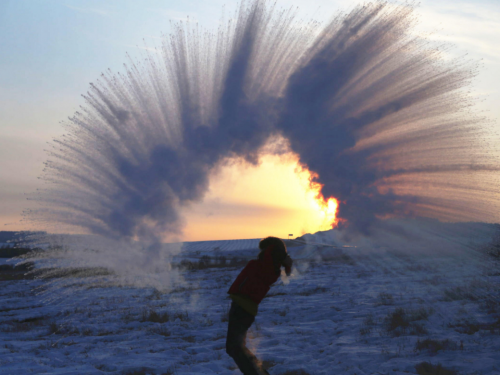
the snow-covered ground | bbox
[1,226,500,374]
[0,258,13,266]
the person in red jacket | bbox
[226,236,293,375]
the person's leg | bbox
[226,302,265,375]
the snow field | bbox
[0,247,499,375]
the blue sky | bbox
[1,0,499,235]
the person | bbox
[226,236,293,375]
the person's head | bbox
[258,236,287,264]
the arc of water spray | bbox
[23,1,499,288]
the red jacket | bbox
[227,247,280,305]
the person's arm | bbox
[283,255,293,276]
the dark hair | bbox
[258,236,287,275]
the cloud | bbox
[416,2,500,61]
[147,8,198,23]
[63,4,110,16]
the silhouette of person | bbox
[226,236,293,375]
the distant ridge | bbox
[0,231,19,244]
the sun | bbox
[321,197,339,228]
[295,165,340,231]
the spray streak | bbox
[24,1,499,285]
[277,3,499,235]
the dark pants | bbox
[226,302,268,375]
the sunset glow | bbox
[321,197,340,229]
[296,168,340,232]
[183,152,341,241]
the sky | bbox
[1,0,499,241]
